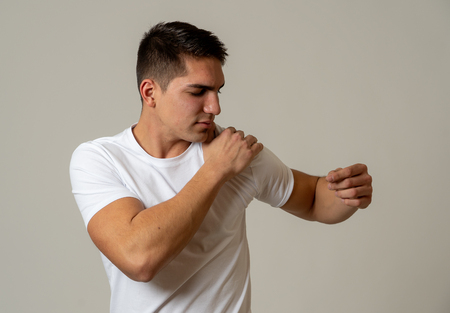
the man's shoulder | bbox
[74,127,133,153]
[71,126,136,167]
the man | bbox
[70,21,372,313]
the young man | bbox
[70,21,372,313]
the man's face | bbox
[152,57,225,144]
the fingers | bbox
[334,185,372,208]
[225,126,237,134]
[225,127,262,150]
[205,126,264,180]
[244,134,259,148]
[226,127,245,140]
[340,196,372,209]
[250,141,264,155]
[235,130,245,139]
[244,134,263,155]
[326,163,373,209]
[328,172,372,191]
[326,164,367,183]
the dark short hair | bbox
[136,21,228,94]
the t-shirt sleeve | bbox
[69,142,139,228]
[251,147,294,208]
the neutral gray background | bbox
[1,0,449,312]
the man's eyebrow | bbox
[186,83,225,90]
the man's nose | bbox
[204,93,221,115]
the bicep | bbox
[87,197,145,271]
[280,169,319,221]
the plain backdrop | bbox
[1,0,449,312]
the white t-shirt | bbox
[70,125,294,313]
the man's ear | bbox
[140,79,158,108]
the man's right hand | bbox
[202,126,264,182]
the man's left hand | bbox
[326,164,372,209]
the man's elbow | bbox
[127,267,156,283]
[121,254,160,283]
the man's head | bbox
[136,21,228,95]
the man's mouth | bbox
[196,120,214,128]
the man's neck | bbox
[132,121,191,159]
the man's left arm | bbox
[281,164,372,224]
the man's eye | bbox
[192,89,206,96]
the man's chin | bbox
[184,132,209,144]
[187,122,215,143]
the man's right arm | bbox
[86,127,263,282]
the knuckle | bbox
[256,142,264,152]
[232,132,242,141]
[362,198,370,208]
[343,167,352,177]
[343,179,352,189]
[346,198,360,208]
